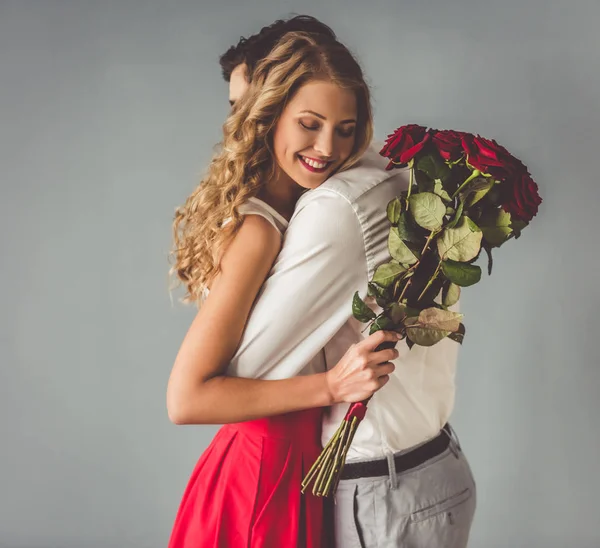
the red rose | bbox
[431,129,467,162]
[380,124,431,169]
[462,134,525,180]
[502,172,542,222]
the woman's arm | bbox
[169,329,399,425]
[166,214,399,425]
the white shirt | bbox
[228,144,460,461]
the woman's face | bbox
[272,80,358,191]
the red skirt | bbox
[168,408,326,548]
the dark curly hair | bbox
[219,15,337,82]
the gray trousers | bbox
[332,430,476,548]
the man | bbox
[219,15,337,105]
[221,16,476,547]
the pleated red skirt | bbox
[167,408,326,548]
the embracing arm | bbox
[166,212,397,425]
[166,214,294,424]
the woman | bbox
[167,32,399,547]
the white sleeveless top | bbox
[202,197,288,300]
[235,197,289,235]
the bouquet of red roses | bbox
[302,124,542,497]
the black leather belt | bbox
[340,424,452,480]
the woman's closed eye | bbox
[299,120,320,131]
[299,120,355,138]
[337,126,355,138]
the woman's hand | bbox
[325,330,400,404]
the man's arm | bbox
[228,190,369,380]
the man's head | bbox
[220,15,337,105]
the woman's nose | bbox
[313,132,334,158]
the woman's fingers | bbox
[376,361,396,377]
[369,347,399,366]
[360,330,401,352]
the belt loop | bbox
[386,452,398,490]
[444,423,460,458]
[449,423,462,450]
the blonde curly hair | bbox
[171,31,373,303]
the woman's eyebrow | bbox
[299,110,356,124]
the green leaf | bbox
[467,178,495,206]
[405,325,450,346]
[414,174,452,202]
[511,219,528,231]
[386,198,402,225]
[414,168,432,191]
[448,323,466,344]
[388,228,418,265]
[386,302,406,324]
[352,291,376,323]
[409,192,446,231]
[368,283,389,305]
[373,262,406,288]
[417,154,451,182]
[403,308,463,347]
[404,305,421,318]
[446,199,464,230]
[397,212,423,244]
[368,283,382,297]
[442,282,461,307]
[441,259,482,287]
[369,315,394,335]
[483,244,493,275]
[510,218,529,239]
[459,176,492,200]
[479,209,513,247]
[418,308,463,332]
[434,180,452,202]
[368,282,392,308]
[437,217,483,262]
[416,155,437,179]
[403,241,422,260]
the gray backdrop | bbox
[1,1,599,547]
